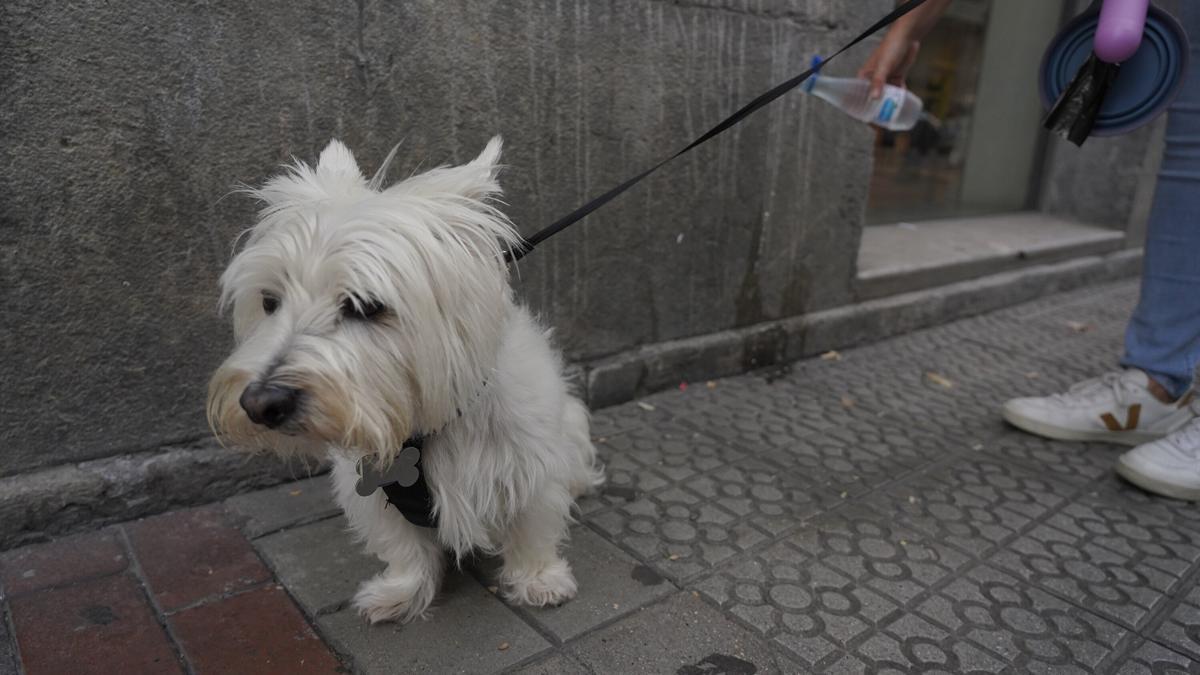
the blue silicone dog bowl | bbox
[1040,4,1189,136]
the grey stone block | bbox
[506,652,589,675]
[1113,639,1199,674]
[225,477,340,539]
[590,423,745,511]
[982,433,1127,489]
[860,456,1071,559]
[916,564,1130,672]
[255,517,382,616]
[584,424,793,582]
[587,398,677,440]
[0,439,313,550]
[319,571,549,675]
[693,539,999,671]
[568,592,798,674]
[777,332,1098,442]
[1148,585,1200,663]
[795,504,970,602]
[991,494,1200,631]
[473,526,675,642]
[1089,471,1200,541]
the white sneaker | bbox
[1002,369,1194,446]
[1117,416,1200,500]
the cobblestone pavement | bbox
[5,279,1200,674]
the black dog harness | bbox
[354,436,438,528]
[352,381,492,528]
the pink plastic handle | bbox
[1094,0,1149,63]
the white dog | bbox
[207,137,604,623]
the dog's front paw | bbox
[502,558,578,607]
[353,572,437,624]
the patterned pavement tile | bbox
[1088,472,1200,538]
[1114,639,1200,674]
[915,564,1132,673]
[779,339,1094,444]
[585,483,769,583]
[981,432,1127,489]
[683,457,843,537]
[979,319,1125,379]
[673,373,910,441]
[943,284,1134,378]
[580,423,746,514]
[693,540,901,669]
[989,496,1200,631]
[1148,585,1200,662]
[691,511,995,671]
[589,396,679,438]
[568,592,801,674]
[933,456,1074,522]
[756,424,942,499]
[859,457,1069,560]
[1046,498,1200,582]
[784,506,972,607]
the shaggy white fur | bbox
[207,137,604,623]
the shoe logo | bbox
[1100,404,1141,432]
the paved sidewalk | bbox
[4,279,1200,674]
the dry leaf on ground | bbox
[925,372,955,388]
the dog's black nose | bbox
[239,383,300,428]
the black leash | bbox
[504,0,929,263]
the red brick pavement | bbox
[0,505,344,675]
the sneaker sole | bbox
[1001,408,1164,447]
[1116,456,1200,501]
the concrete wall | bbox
[0,0,889,476]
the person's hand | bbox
[857,26,921,99]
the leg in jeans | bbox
[1120,2,1200,399]
[1001,7,1200,452]
[1113,4,1200,501]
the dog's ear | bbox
[467,135,504,197]
[252,140,368,210]
[313,140,367,195]
[388,135,504,203]
[468,135,503,178]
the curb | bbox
[582,248,1142,406]
[0,440,320,550]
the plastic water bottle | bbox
[803,57,923,131]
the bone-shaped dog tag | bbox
[355,445,423,497]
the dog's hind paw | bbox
[502,558,578,607]
[353,572,436,624]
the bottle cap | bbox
[803,55,824,93]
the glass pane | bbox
[865,0,1056,225]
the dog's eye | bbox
[341,295,385,321]
[262,294,280,315]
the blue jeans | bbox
[1120,2,1200,399]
